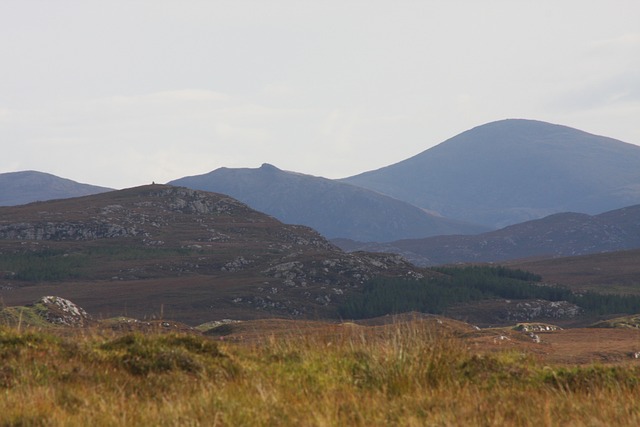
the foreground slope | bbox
[336,204,640,266]
[4,318,640,426]
[342,119,640,227]
[0,185,427,324]
[169,163,488,242]
[0,170,112,206]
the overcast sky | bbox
[1,1,639,189]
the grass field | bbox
[2,319,640,426]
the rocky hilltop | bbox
[0,185,429,324]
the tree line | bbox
[339,265,640,319]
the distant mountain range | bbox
[342,119,640,228]
[4,119,640,244]
[0,171,112,206]
[334,204,640,266]
[168,163,488,242]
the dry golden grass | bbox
[2,320,640,426]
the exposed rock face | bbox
[513,323,562,332]
[35,296,93,327]
[261,253,415,289]
[230,252,424,316]
[0,221,141,241]
[144,186,253,216]
[0,186,254,242]
[500,299,582,322]
[447,299,582,327]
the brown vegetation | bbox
[508,248,640,295]
[0,185,429,324]
[2,317,640,426]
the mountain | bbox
[0,170,112,206]
[335,204,640,266]
[168,163,488,242]
[0,185,428,324]
[342,119,640,228]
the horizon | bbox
[4,117,640,191]
[2,2,639,189]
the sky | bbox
[1,1,639,189]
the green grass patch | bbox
[0,305,54,328]
[97,333,226,375]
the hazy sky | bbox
[2,1,639,189]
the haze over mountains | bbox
[3,119,640,249]
[342,119,640,228]
[0,171,112,206]
[335,204,640,266]
[168,163,488,242]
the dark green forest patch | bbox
[339,266,640,319]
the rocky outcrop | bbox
[226,252,426,316]
[34,296,93,327]
[500,300,581,322]
[447,299,582,327]
[0,221,141,241]
[0,186,260,243]
[513,322,562,332]
[139,186,253,216]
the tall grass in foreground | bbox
[1,322,640,426]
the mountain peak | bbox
[342,119,640,227]
[259,163,281,171]
[169,166,488,242]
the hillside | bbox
[335,204,640,266]
[342,119,640,228]
[506,248,640,295]
[0,170,112,206]
[169,163,488,242]
[0,185,428,324]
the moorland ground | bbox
[2,316,640,426]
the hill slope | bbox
[342,119,640,227]
[506,248,640,295]
[0,170,112,206]
[169,163,487,242]
[0,185,428,324]
[335,204,640,266]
